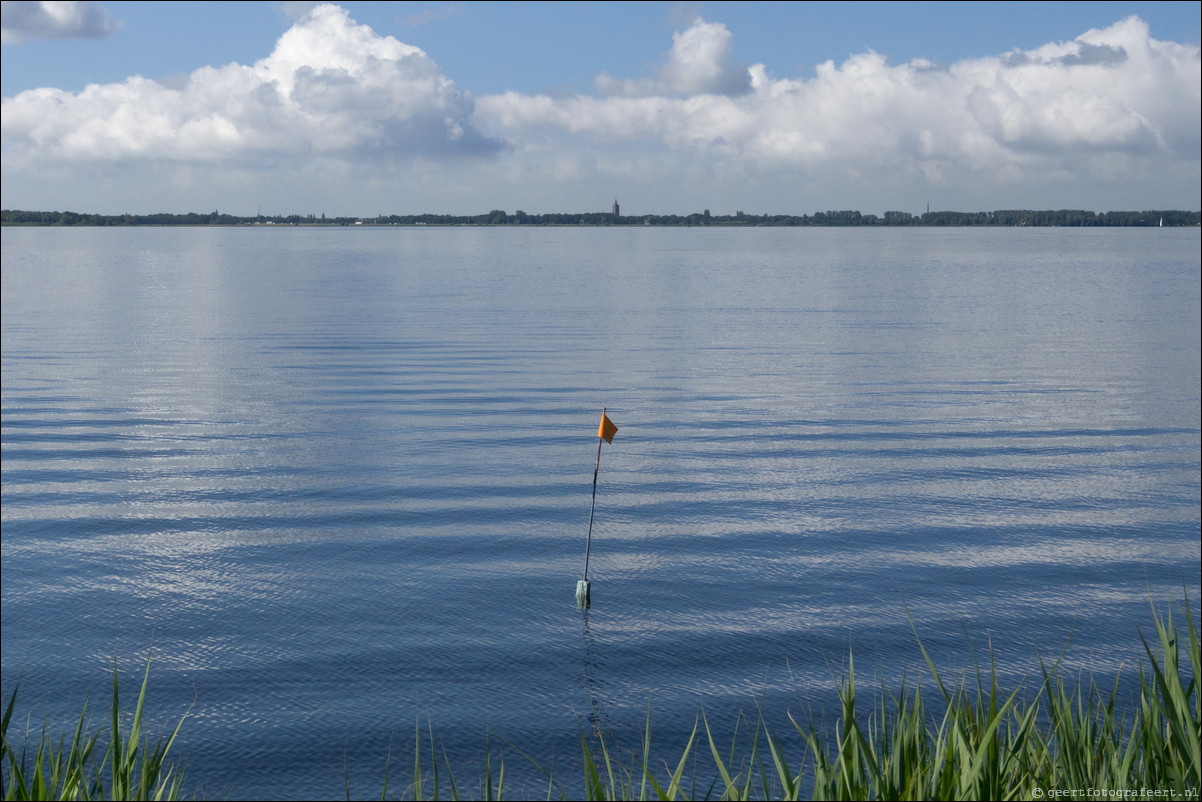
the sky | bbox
[2,1,1199,217]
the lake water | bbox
[2,226,1199,799]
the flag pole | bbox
[583,414,605,581]
[578,408,614,609]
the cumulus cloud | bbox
[477,15,1199,203]
[964,17,1200,157]
[1,0,119,44]
[596,18,751,97]
[1,3,496,167]
[2,7,1197,214]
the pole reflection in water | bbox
[579,609,613,742]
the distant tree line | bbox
[3,208,1199,227]
[0,210,355,226]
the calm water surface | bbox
[2,226,1199,798]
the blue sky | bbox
[2,1,1199,216]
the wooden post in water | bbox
[578,409,617,608]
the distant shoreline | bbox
[3,208,1200,228]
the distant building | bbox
[613,198,620,216]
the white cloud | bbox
[1,1,119,44]
[964,17,1199,157]
[1,7,1197,214]
[476,15,1200,208]
[1,3,496,168]
[596,19,751,98]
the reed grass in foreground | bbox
[2,599,1198,800]
[1,662,187,801]
[384,599,1200,801]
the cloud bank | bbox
[2,4,494,168]
[479,16,1199,203]
[1,1,119,44]
[1,4,1198,213]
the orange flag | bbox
[597,411,618,443]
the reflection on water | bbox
[579,610,612,741]
[2,226,1199,799]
